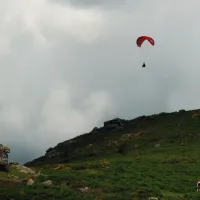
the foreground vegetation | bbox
[1,108,200,199]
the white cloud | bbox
[0,0,200,163]
[0,0,105,54]
[35,80,114,149]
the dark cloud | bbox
[50,0,126,9]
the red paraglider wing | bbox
[136,36,155,47]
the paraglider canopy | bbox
[136,36,155,68]
[136,36,155,47]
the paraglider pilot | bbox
[136,35,155,69]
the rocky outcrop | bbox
[91,127,99,133]
[45,149,60,158]
[103,118,126,130]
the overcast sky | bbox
[0,0,200,164]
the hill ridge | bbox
[24,108,200,166]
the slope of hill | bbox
[2,108,200,199]
[25,108,200,167]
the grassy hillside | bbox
[25,108,200,167]
[2,108,200,199]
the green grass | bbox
[2,108,200,199]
